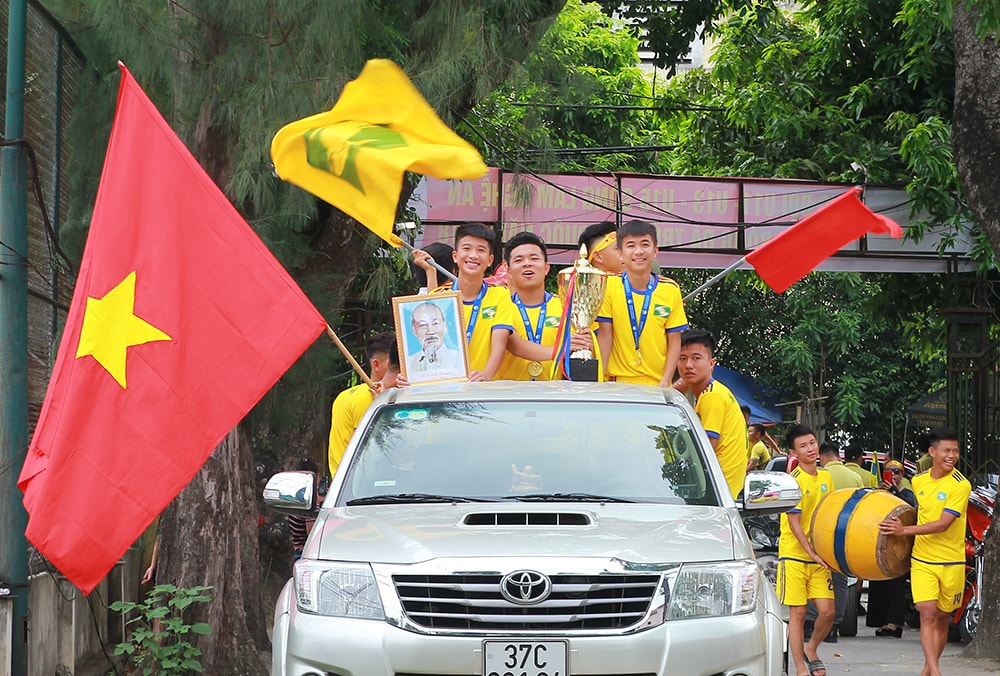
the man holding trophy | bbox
[595,220,688,388]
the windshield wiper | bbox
[346,493,493,506]
[508,492,637,503]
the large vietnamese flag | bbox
[18,64,327,593]
[746,186,903,293]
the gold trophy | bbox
[557,245,607,381]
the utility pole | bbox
[1,0,31,674]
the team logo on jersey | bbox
[544,316,561,328]
[937,491,947,501]
[481,306,496,319]
[653,305,670,318]
[821,484,829,492]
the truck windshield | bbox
[338,400,719,506]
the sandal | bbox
[806,659,826,676]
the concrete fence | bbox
[1,547,142,675]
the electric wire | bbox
[459,111,912,250]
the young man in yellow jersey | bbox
[578,221,623,274]
[810,441,862,643]
[777,424,834,676]
[431,222,515,380]
[495,232,564,381]
[746,423,772,471]
[676,329,748,499]
[595,220,688,388]
[327,333,400,476]
[880,428,970,676]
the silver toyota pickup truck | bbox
[265,381,799,676]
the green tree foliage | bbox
[596,0,725,72]
[470,0,666,173]
[46,2,569,670]
[676,268,946,451]
[624,0,996,265]
[647,2,973,448]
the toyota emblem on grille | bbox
[500,570,552,605]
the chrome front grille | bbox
[393,573,660,631]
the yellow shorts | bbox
[775,559,833,607]
[911,559,965,613]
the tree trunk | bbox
[965,507,1000,659]
[157,426,269,674]
[953,8,1000,659]
[953,3,1000,260]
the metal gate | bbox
[946,307,1000,479]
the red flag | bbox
[746,187,903,293]
[18,64,327,593]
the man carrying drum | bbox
[776,424,834,676]
[880,428,971,676]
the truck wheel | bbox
[839,581,859,637]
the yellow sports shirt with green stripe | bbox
[694,379,749,499]
[433,284,516,373]
[496,292,563,381]
[778,467,832,561]
[596,274,688,384]
[912,469,971,564]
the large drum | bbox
[809,487,916,580]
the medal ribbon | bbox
[513,292,550,344]
[453,281,488,344]
[623,272,657,352]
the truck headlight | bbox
[294,561,385,619]
[666,560,759,619]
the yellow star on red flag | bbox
[75,271,172,389]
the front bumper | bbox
[272,580,786,676]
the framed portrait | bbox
[392,292,470,384]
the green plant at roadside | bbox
[109,584,213,675]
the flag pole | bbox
[683,255,747,301]
[398,239,458,282]
[325,325,375,388]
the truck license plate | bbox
[483,640,567,676]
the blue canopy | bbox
[713,366,783,425]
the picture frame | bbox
[392,292,470,384]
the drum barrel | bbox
[810,487,916,580]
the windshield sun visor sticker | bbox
[394,409,429,420]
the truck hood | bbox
[305,503,744,565]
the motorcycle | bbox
[949,476,995,643]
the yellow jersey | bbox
[433,283,516,373]
[694,379,749,499]
[749,440,771,467]
[496,291,563,381]
[912,469,971,564]
[779,466,832,561]
[597,273,688,385]
[328,384,374,476]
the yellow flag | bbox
[271,60,488,246]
